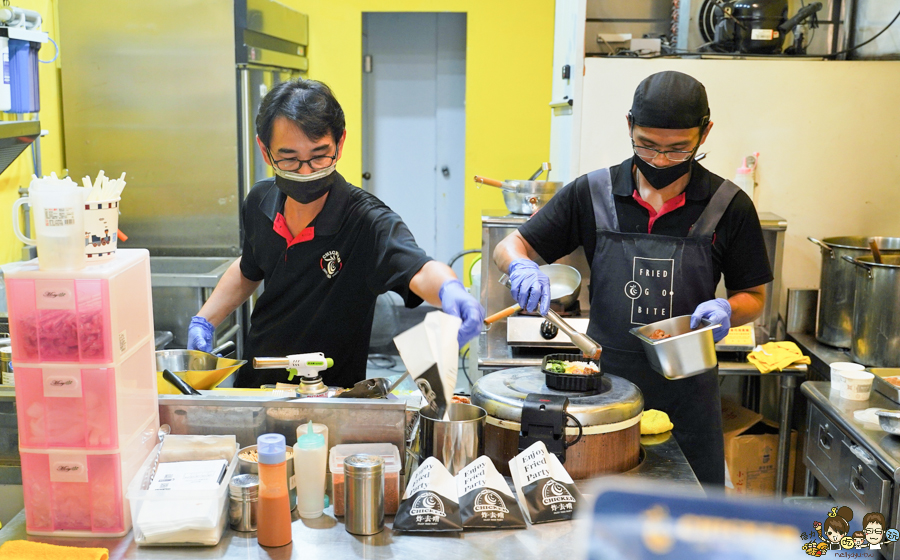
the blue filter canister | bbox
[9,39,40,113]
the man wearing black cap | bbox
[492,71,773,486]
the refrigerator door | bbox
[58,0,240,256]
[239,66,302,198]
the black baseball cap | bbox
[629,71,710,130]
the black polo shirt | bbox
[237,173,432,388]
[519,158,773,292]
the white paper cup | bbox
[830,362,865,392]
[84,197,120,260]
[840,370,874,401]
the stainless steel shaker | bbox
[229,474,259,532]
[343,454,384,535]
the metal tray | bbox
[870,368,900,405]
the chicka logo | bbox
[320,250,342,279]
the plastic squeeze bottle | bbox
[733,157,754,199]
[294,421,326,519]
[256,433,292,548]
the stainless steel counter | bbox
[0,434,700,559]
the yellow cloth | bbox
[747,341,811,374]
[640,409,674,435]
[0,540,108,560]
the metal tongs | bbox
[498,273,603,360]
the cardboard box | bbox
[722,398,797,496]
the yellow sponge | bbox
[641,409,674,435]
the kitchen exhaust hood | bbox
[0,120,39,175]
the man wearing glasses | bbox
[492,71,772,486]
[187,79,484,388]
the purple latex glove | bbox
[187,316,215,353]
[690,298,732,342]
[508,258,551,315]
[439,279,486,348]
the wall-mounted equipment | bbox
[0,5,48,113]
[699,0,824,55]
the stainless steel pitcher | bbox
[418,403,485,475]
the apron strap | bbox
[586,168,619,231]
[688,180,740,238]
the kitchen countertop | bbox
[0,434,700,559]
[801,380,900,482]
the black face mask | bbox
[274,171,337,204]
[632,155,693,190]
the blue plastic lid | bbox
[256,433,286,465]
[295,421,324,450]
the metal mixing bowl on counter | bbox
[630,315,719,379]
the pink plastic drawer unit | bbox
[3,249,153,364]
[15,340,159,450]
[20,416,159,537]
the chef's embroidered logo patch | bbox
[320,250,342,279]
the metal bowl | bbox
[876,409,900,435]
[155,349,246,394]
[501,180,563,215]
[629,315,720,379]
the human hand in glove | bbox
[508,258,551,315]
[690,298,732,342]
[440,279,486,348]
[187,316,215,353]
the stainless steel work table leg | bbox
[775,374,798,498]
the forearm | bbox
[197,258,261,327]
[409,260,457,307]
[726,286,766,327]
[493,231,541,273]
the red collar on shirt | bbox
[631,190,686,234]
[273,212,315,247]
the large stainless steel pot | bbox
[809,236,900,347]
[501,180,563,215]
[844,254,900,367]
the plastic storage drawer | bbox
[3,249,153,364]
[19,416,159,537]
[14,339,159,450]
[127,444,239,546]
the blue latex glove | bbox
[187,316,215,353]
[690,298,732,342]
[439,279,486,349]
[508,258,551,315]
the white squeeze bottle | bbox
[733,157,754,199]
[294,421,326,519]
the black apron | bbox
[586,168,739,486]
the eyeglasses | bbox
[866,528,884,535]
[631,141,699,163]
[266,147,337,173]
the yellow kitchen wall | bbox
[286,0,556,275]
[0,0,63,265]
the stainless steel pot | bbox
[501,180,563,215]
[809,236,900,347]
[844,254,900,367]
[417,403,485,475]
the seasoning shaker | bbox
[229,474,259,532]
[343,454,384,535]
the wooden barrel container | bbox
[471,368,643,479]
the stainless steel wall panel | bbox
[58,0,241,256]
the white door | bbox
[362,12,467,277]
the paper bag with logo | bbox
[394,311,461,419]
[394,456,462,532]
[509,441,582,524]
[456,456,526,529]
